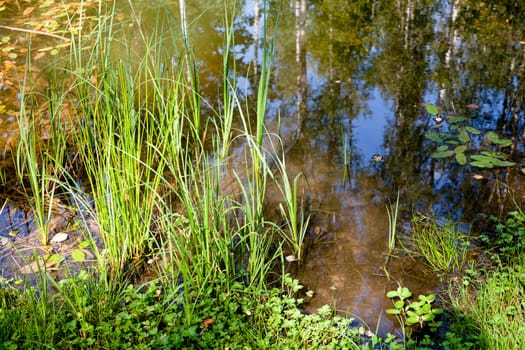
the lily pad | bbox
[448,116,467,124]
[455,152,467,165]
[470,154,515,168]
[458,129,470,143]
[430,150,454,158]
[465,126,481,135]
[426,131,443,143]
[454,145,467,153]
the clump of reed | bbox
[12,0,310,312]
[405,214,469,273]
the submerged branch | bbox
[0,25,71,41]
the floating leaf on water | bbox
[465,126,481,135]
[425,131,442,142]
[7,52,17,59]
[430,150,454,158]
[50,232,68,243]
[455,152,467,165]
[454,145,467,153]
[8,230,19,237]
[33,51,46,60]
[448,116,467,124]
[1,36,9,43]
[458,129,470,143]
[493,160,515,167]
[470,161,493,168]
[71,248,86,262]
[471,154,495,162]
[486,133,513,146]
[426,104,439,116]
[23,7,35,16]
[497,139,513,147]
[470,154,515,168]
[480,151,505,158]
[487,131,499,143]
[38,46,57,52]
[486,131,512,146]
[437,145,449,152]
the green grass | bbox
[406,214,469,273]
[386,191,400,255]
[445,211,525,350]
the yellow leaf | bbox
[23,7,35,16]
[34,51,46,60]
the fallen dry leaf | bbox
[50,232,68,243]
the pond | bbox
[1,0,525,336]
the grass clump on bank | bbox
[406,215,469,274]
[444,210,525,350]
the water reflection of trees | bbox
[371,0,525,217]
[120,0,525,218]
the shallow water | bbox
[1,0,525,335]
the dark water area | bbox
[1,0,525,335]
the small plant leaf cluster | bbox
[386,286,443,330]
[481,210,525,262]
[425,104,515,168]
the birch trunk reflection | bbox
[295,0,307,134]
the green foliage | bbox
[0,274,380,349]
[446,209,525,350]
[407,215,469,273]
[386,191,401,255]
[481,210,525,262]
[386,286,443,330]
[424,104,516,168]
[450,261,525,350]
